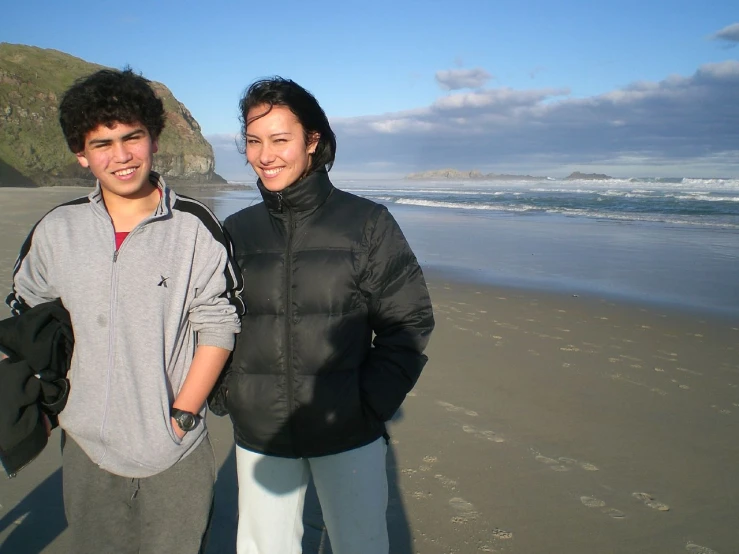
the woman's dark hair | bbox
[59,68,165,154]
[239,77,337,173]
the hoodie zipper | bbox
[98,217,151,462]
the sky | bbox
[3,0,739,179]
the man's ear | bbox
[75,152,90,169]
[152,140,159,154]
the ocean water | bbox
[200,178,739,316]
[344,177,739,230]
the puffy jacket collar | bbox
[258,170,334,214]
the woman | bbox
[216,77,434,553]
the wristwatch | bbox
[171,408,199,432]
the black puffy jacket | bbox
[218,170,434,458]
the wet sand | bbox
[1,187,738,553]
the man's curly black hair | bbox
[59,68,166,154]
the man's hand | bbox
[171,417,186,440]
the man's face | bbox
[75,122,158,200]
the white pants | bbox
[235,438,389,554]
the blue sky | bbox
[3,0,738,178]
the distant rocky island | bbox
[0,43,226,187]
[564,172,613,180]
[405,169,548,181]
[405,169,619,181]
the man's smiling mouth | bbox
[114,167,137,177]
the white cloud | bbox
[435,68,492,90]
[329,61,739,177]
[710,22,739,44]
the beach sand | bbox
[1,187,738,553]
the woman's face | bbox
[245,104,319,192]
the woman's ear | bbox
[307,133,320,155]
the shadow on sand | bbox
[0,468,66,553]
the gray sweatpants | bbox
[62,432,216,554]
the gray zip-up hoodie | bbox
[7,173,243,478]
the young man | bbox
[5,69,243,553]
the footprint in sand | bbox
[580,496,626,519]
[559,457,599,471]
[669,379,690,390]
[533,453,570,472]
[436,400,479,417]
[686,543,720,553]
[676,367,703,376]
[463,424,505,443]
[560,345,581,352]
[580,496,605,507]
[632,492,670,511]
[434,474,457,489]
[535,452,597,472]
[491,528,514,540]
[449,497,478,521]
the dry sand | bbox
[1,187,738,553]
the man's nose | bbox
[112,141,133,162]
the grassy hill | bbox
[0,43,225,186]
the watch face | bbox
[177,413,196,431]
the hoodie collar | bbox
[88,171,172,220]
[258,170,334,214]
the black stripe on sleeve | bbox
[6,196,90,315]
[173,196,245,315]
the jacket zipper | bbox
[280,193,297,454]
[6,448,43,478]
